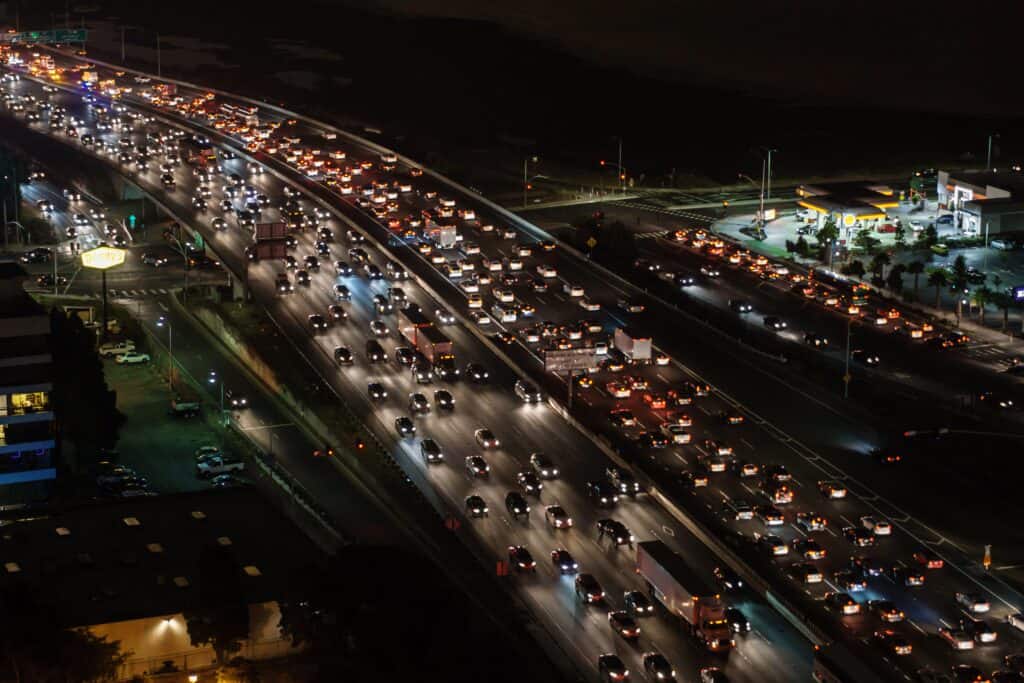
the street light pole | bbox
[987,134,998,171]
[617,138,623,193]
[156,33,161,78]
[765,148,777,200]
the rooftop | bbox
[945,169,1024,195]
[0,487,326,627]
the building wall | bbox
[88,601,297,678]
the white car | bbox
[467,294,483,309]
[579,296,601,312]
[860,516,892,535]
[659,423,691,444]
[115,352,151,365]
[1009,613,1024,632]
[955,592,990,614]
[562,282,584,297]
[492,287,514,303]
[536,264,557,278]
[98,340,136,357]
[436,308,456,325]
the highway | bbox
[0,55,816,682]
[5,49,1024,681]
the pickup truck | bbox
[196,456,245,478]
[98,340,136,357]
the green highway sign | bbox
[3,29,87,44]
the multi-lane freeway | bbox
[4,45,1024,682]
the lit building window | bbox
[10,392,49,414]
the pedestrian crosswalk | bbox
[613,200,715,225]
[635,230,671,241]
[108,288,172,298]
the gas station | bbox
[795,181,900,239]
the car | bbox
[597,518,635,546]
[625,590,654,617]
[763,464,792,482]
[763,315,787,330]
[725,607,750,635]
[795,511,828,532]
[530,453,559,479]
[818,480,847,499]
[551,548,579,574]
[472,428,500,449]
[606,467,641,496]
[860,515,891,535]
[679,471,710,489]
[642,652,676,682]
[507,545,535,572]
[308,314,328,332]
[938,627,975,650]
[141,252,169,267]
[867,599,904,622]
[804,332,829,347]
[224,388,248,408]
[597,654,629,682]
[516,470,543,496]
[1009,613,1024,632]
[843,526,875,547]
[465,495,488,518]
[851,349,881,366]
[792,538,826,560]
[544,505,573,529]
[333,284,351,301]
[1004,654,1024,672]
[586,481,620,507]
[369,319,389,337]
[433,390,455,411]
[874,629,912,656]
[722,499,754,520]
[115,352,151,365]
[465,455,490,478]
[365,340,386,363]
[993,672,1024,683]
[912,550,944,569]
[886,564,925,587]
[755,504,785,526]
[465,363,490,383]
[950,589,991,618]
[367,382,387,401]
[833,569,866,592]
[732,460,760,478]
[790,562,824,584]
[394,416,416,437]
[19,247,52,264]
[757,533,788,556]
[713,566,743,591]
[514,379,543,402]
[409,393,431,414]
[420,438,443,464]
[575,574,604,603]
[825,591,860,615]
[333,346,353,365]
[608,611,640,640]
[729,299,753,313]
[505,491,530,519]
[961,615,998,643]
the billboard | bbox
[543,347,598,373]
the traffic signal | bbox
[128,213,136,229]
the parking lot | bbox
[99,358,226,496]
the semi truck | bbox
[182,136,217,168]
[635,541,734,652]
[398,307,453,364]
[426,221,459,249]
[614,327,652,364]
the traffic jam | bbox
[4,46,1024,682]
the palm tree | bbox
[927,270,948,309]
[993,291,1013,331]
[907,261,925,299]
[869,253,891,281]
[844,260,866,279]
[972,286,992,324]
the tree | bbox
[816,218,839,249]
[992,290,1014,331]
[927,270,948,309]
[49,309,126,470]
[951,254,969,292]
[907,260,925,298]
[184,545,249,664]
[886,263,906,293]
[894,223,907,247]
[853,227,880,254]
[869,252,891,279]
[916,224,939,248]
[972,286,992,324]
[841,259,866,279]
[0,584,129,682]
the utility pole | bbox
[523,158,528,209]
[156,33,161,78]
[987,133,999,171]
[757,158,766,234]
[765,148,777,200]
[120,26,126,63]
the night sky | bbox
[355,0,1024,116]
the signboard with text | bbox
[543,347,598,373]
[2,29,88,44]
